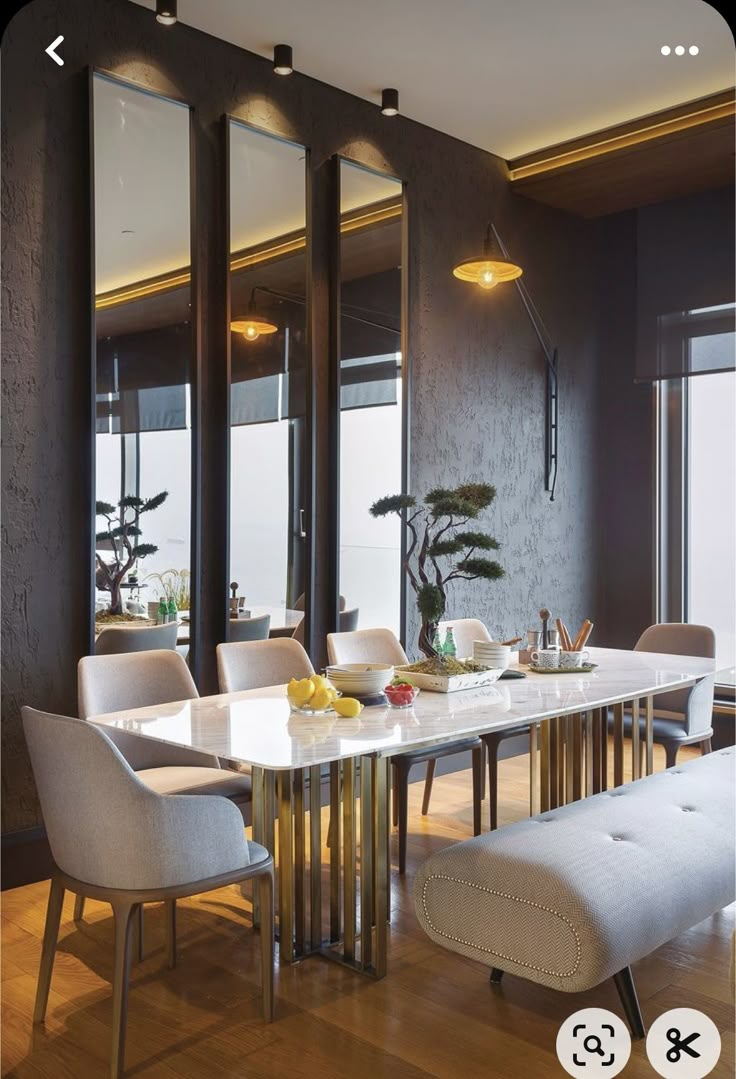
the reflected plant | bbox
[370,482,504,657]
[144,568,191,611]
[95,492,168,615]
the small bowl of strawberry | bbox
[384,680,419,709]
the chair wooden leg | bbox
[259,871,275,1021]
[33,876,65,1024]
[472,747,482,836]
[664,742,679,769]
[73,893,85,923]
[110,901,136,1079]
[613,966,646,1039]
[421,759,436,816]
[396,763,409,875]
[487,741,499,831]
[702,737,713,754]
[165,900,176,970]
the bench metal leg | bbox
[489,967,504,985]
[613,966,646,1039]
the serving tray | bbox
[395,665,503,693]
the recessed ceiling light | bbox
[273,44,293,75]
[689,45,699,55]
[674,45,685,55]
[155,0,177,26]
[660,45,671,55]
[381,88,399,116]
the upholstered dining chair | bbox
[614,622,716,767]
[217,637,314,694]
[94,621,178,655]
[326,627,483,874]
[229,613,271,643]
[438,617,492,658]
[292,606,360,647]
[77,650,251,925]
[23,706,274,1079]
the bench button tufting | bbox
[681,806,694,812]
[612,836,624,841]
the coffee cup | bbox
[530,648,560,669]
[559,649,590,669]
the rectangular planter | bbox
[394,665,504,693]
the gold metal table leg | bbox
[277,771,294,963]
[529,723,540,816]
[372,756,390,978]
[251,767,264,928]
[630,698,641,781]
[309,765,322,952]
[549,718,559,809]
[645,696,654,775]
[584,712,594,797]
[540,720,551,812]
[564,715,575,804]
[329,761,341,942]
[360,757,374,968]
[571,714,583,802]
[293,769,306,957]
[613,702,625,787]
[342,759,357,962]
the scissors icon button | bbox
[666,1027,701,1063]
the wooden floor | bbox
[2,743,734,1078]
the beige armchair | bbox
[23,706,274,1079]
[216,637,314,694]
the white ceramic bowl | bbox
[325,663,394,695]
[473,642,511,669]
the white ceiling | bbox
[133,0,733,159]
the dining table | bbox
[89,646,715,981]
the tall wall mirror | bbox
[228,121,308,644]
[92,74,194,657]
[336,159,406,639]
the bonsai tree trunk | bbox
[419,620,440,659]
[110,580,123,616]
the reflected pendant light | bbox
[273,44,294,75]
[452,223,523,289]
[231,291,279,342]
[155,0,177,25]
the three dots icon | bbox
[661,45,699,55]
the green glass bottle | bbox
[167,597,178,624]
[158,597,168,625]
[443,626,457,658]
[432,628,443,655]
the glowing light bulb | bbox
[477,267,496,290]
[244,325,259,341]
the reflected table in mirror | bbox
[89,647,715,979]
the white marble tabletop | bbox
[88,647,715,772]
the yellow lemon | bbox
[333,697,363,718]
[288,677,315,705]
[311,674,331,691]
[310,687,333,712]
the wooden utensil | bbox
[572,619,594,651]
[555,619,573,651]
[500,636,522,647]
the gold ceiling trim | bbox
[95,198,403,311]
[509,96,736,181]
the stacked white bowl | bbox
[325,663,394,697]
[473,640,511,670]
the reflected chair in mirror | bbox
[23,707,274,1079]
[77,650,251,926]
[94,622,178,655]
[326,627,483,874]
[610,622,716,768]
[229,613,271,643]
[216,637,314,694]
[291,606,359,648]
[294,592,346,612]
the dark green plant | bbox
[95,492,168,614]
[370,482,503,657]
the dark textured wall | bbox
[2,0,601,833]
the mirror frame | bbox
[224,115,313,655]
[88,69,199,665]
[330,154,410,646]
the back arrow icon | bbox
[45,35,64,66]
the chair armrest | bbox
[101,727,221,771]
[684,674,716,737]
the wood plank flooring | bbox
[2,743,734,1078]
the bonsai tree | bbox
[370,482,504,658]
[95,492,168,614]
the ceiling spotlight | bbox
[155,0,177,25]
[273,44,293,75]
[381,88,399,116]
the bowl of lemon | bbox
[287,675,364,718]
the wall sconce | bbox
[453,223,559,501]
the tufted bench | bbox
[414,748,735,1035]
